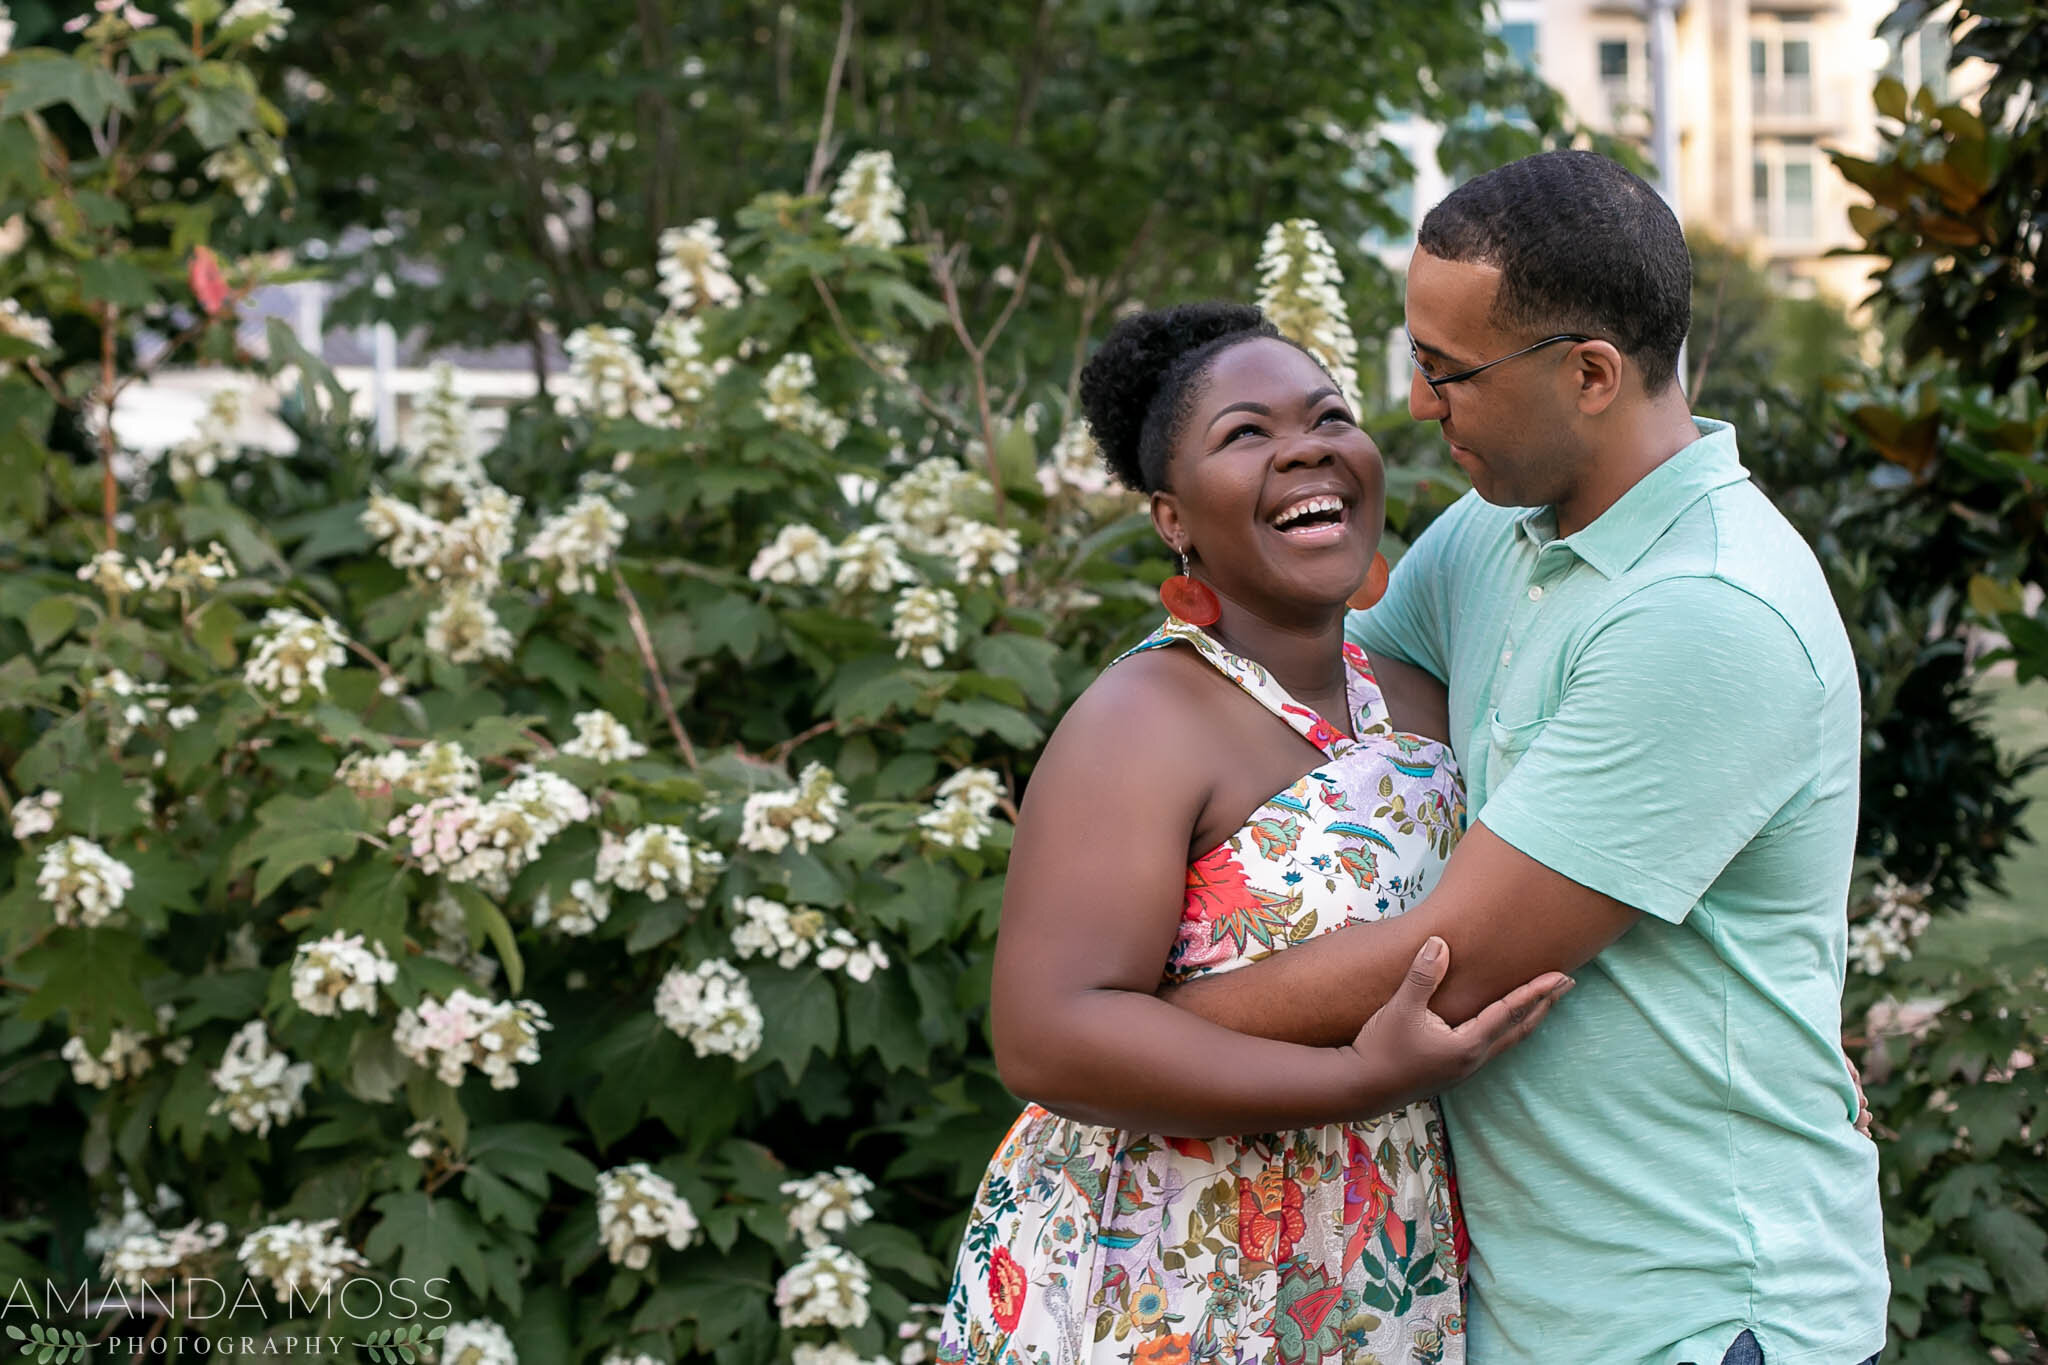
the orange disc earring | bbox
[1160,549,1222,626]
[1347,552,1390,611]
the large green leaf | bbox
[231,788,367,901]
[0,51,135,125]
[363,1192,493,1303]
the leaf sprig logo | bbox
[354,1321,447,1362]
[6,1322,90,1364]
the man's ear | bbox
[1570,340,1625,416]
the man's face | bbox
[1404,247,1582,509]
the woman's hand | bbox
[1338,936,1572,1120]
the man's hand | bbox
[1846,1051,1873,1137]
[1336,936,1573,1120]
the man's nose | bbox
[1409,366,1448,422]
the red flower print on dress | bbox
[1342,641,1375,680]
[1184,846,1258,922]
[988,1246,1027,1331]
[1280,702,1343,750]
[1342,1131,1396,1273]
[1237,1168,1307,1266]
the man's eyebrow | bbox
[1408,333,1461,366]
[1206,400,1271,427]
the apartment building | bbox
[1378,0,1960,308]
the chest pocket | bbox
[1485,708,1552,787]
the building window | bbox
[1753,142,1820,245]
[1752,20,1816,119]
[1599,39,1629,80]
[1501,21,1539,71]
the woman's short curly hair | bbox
[1078,302,1284,494]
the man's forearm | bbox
[1164,913,1441,1046]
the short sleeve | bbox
[1475,576,1826,923]
[1345,503,1457,683]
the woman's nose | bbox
[1274,432,1338,470]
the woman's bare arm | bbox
[991,655,1566,1136]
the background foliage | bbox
[0,1,2044,1363]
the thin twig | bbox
[804,0,859,197]
[769,719,836,764]
[97,304,119,548]
[810,272,961,432]
[611,566,698,770]
[929,232,1043,527]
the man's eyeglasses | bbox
[1407,331,1594,397]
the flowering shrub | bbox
[0,14,1291,1359]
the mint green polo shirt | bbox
[1347,419,1887,1364]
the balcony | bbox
[1600,76,1653,132]
[1751,77,1840,130]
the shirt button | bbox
[1527,585,1545,602]
[1500,649,1513,667]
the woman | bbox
[935,304,1572,1365]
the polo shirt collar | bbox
[1513,417,1749,578]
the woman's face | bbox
[1152,337,1386,623]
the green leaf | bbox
[0,51,136,126]
[449,884,525,995]
[231,788,366,901]
[175,66,260,149]
[1874,74,1909,121]
[1970,1205,2048,1309]
[933,698,1044,748]
[745,967,838,1083]
[364,1192,492,1303]
[76,257,160,310]
[24,595,83,651]
[971,633,1062,710]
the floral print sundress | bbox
[937,618,1473,1365]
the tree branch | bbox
[805,0,859,197]
[611,566,698,770]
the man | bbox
[1166,151,1887,1363]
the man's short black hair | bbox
[1418,150,1691,393]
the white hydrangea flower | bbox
[165,388,244,484]
[917,798,996,852]
[62,1005,189,1090]
[77,548,159,596]
[37,836,134,927]
[561,709,647,763]
[937,767,1005,814]
[219,0,293,49]
[466,771,593,871]
[525,491,627,594]
[737,763,848,855]
[946,521,1021,586]
[1255,218,1360,402]
[10,789,60,841]
[656,218,742,313]
[596,824,725,905]
[795,1345,891,1365]
[815,929,890,984]
[364,485,521,591]
[876,457,991,555]
[424,584,515,665]
[896,1304,946,1365]
[89,666,178,746]
[388,795,486,877]
[207,1020,313,1138]
[244,608,348,703]
[201,141,286,215]
[596,1162,701,1269]
[405,363,488,492]
[654,960,763,1060]
[439,1319,518,1365]
[237,1218,364,1304]
[0,296,55,354]
[566,324,672,424]
[775,1244,873,1330]
[531,878,610,936]
[749,523,834,587]
[826,150,908,249]
[601,1356,667,1365]
[151,541,238,594]
[729,896,831,969]
[392,989,551,1091]
[832,525,918,594]
[289,931,397,1017]
[759,352,848,449]
[890,586,959,669]
[1850,872,1934,975]
[1039,420,1111,497]
[649,311,731,405]
[781,1166,876,1248]
[339,739,480,800]
[96,1203,230,1294]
